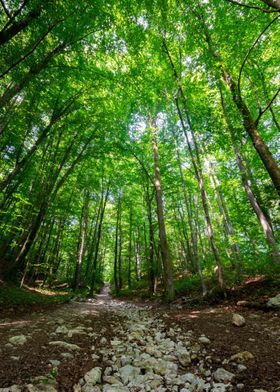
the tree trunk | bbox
[74,192,89,291]
[198,20,280,197]
[163,40,224,290]
[89,186,109,294]
[128,208,133,289]
[172,129,207,294]
[0,2,44,46]
[145,182,156,294]
[151,121,174,302]
[260,0,280,9]
[0,42,66,108]
[220,89,280,263]
[175,98,225,290]
[114,196,121,294]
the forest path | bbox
[0,292,279,392]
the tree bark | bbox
[220,89,280,263]
[0,42,66,108]
[89,186,109,294]
[151,120,174,302]
[260,0,280,9]
[0,2,44,46]
[145,182,156,294]
[74,192,89,291]
[197,17,280,197]
[176,99,225,290]
[114,196,121,294]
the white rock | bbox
[232,314,245,327]
[179,372,196,384]
[26,384,57,392]
[198,336,211,345]
[10,386,21,392]
[253,390,268,392]
[60,352,74,360]
[9,335,28,346]
[103,376,122,385]
[178,352,191,366]
[49,341,80,351]
[211,383,228,392]
[55,326,68,334]
[100,337,107,344]
[230,351,254,362]
[119,365,141,384]
[49,360,60,367]
[267,294,280,308]
[84,367,102,385]
[103,386,129,392]
[213,368,235,382]
[81,385,101,392]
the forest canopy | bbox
[0,0,279,301]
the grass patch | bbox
[0,284,72,306]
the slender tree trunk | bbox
[163,41,224,290]
[198,20,280,196]
[114,196,121,294]
[260,0,280,9]
[74,192,89,291]
[151,121,174,302]
[0,42,66,108]
[172,130,207,293]
[145,185,156,294]
[0,2,44,46]
[209,162,241,269]
[128,208,133,289]
[220,90,280,263]
[175,99,225,290]
[89,186,109,294]
[118,216,123,290]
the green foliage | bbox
[0,0,279,301]
[0,285,72,306]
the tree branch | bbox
[255,86,280,125]
[237,15,280,97]
[0,20,61,79]
[224,0,280,13]
[0,0,12,19]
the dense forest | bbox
[0,0,279,302]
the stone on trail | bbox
[103,386,129,392]
[177,352,192,366]
[55,326,68,334]
[26,383,57,392]
[198,335,211,345]
[267,293,280,308]
[118,365,141,384]
[9,335,28,345]
[211,383,229,392]
[230,351,254,362]
[232,313,246,327]
[82,386,101,392]
[49,341,80,351]
[0,386,21,392]
[84,367,102,385]
[49,359,61,367]
[103,376,122,385]
[213,368,235,382]
[60,352,74,360]
[253,390,268,392]
[100,337,107,344]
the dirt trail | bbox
[0,287,279,392]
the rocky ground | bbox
[0,284,280,392]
